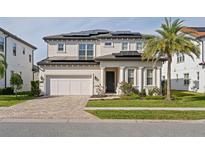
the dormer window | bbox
[58,43,65,52]
[104,42,113,47]
[122,42,129,51]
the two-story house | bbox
[38,30,165,96]
[0,27,37,91]
[162,27,205,93]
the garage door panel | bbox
[49,76,92,96]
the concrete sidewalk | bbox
[85,107,205,111]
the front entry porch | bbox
[100,66,161,95]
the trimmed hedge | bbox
[0,87,14,95]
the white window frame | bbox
[78,43,94,60]
[121,42,129,51]
[177,53,185,63]
[184,73,189,85]
[146,69,153,86]
[57,42,65,52]
[136,41,143,51]
[104,41,113,47]
[127,68,135,84]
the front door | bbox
[106,71,115,93]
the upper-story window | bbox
[0,37,4,52]
[23,47,25,55]
[122,42,129,51]
[136,41,143,51]
[177,53,185,63]
[79,44,94,60]
[128,69,134,84]
[57,43,65,52]
[146,69,153,85]
[29,54,32,63]
[13,43,16,56]
[104,41,113,47]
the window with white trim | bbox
[136,41,143,51]
[122,42,129,51]
[127,69,134,84]
[177,53,185,63]
[146,69,153,85]
[184,73,189,85]
[57,43,65,52]
[0,37,4,52]
[79,44,94,60]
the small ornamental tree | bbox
[10,73,23,97]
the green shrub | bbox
[139,89,146,98]
[132,87,140,95]
[0,87,14,95]
[119,81,133,95]
[31,80,40,96]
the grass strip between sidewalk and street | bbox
[86,110,205,120]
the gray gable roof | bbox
[0,27,37,49]
[43,29,142,40]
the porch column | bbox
[117,66,125,95]
[100,67,105,88]
[156,67,161,89]
[138,67,143,91]
[119,66,125,83]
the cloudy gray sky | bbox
[0,17,205,63]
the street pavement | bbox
[1,120,205,137]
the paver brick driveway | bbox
[0,96,98,120]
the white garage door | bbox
[49,76,92,96]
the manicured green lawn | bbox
[87,110,205,120]
[0,95,36,107]
[87,91,205,108]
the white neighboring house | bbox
[37,30,165,96]
[162,27,205,93]
[0,27,37,91]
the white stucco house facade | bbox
[162,27,205,93]
[38,30,165,96]
[0,27,37,91]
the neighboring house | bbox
[37,30,165,96]
[162,27,205,93]
[0,27,37,91]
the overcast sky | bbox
[0,17,205,64]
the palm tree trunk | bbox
[166,55,172,101]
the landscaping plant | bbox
[10,73,23,97]
[31,80,41,96]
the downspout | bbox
[4,35,9,88]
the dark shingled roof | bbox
[43,29,142,40]
[37,56,99,65]
[0,27,37,49]
[95,51,167,61]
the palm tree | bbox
[0,53,7,79]
[142,18,200,101]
